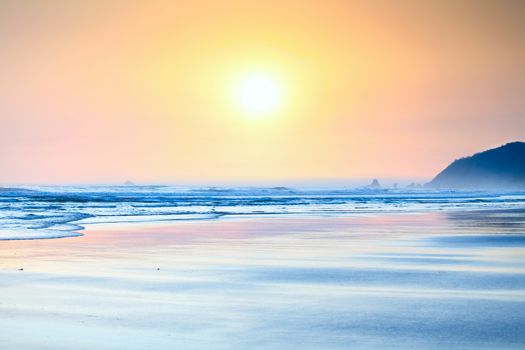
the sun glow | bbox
[234,72,283,116]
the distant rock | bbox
[365,179,381,188]
[124,180,135,186]
[426,141,525,189]
[269,186,292,191]
[406,182,422,189]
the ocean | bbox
[1,185,525,240]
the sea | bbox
[1,185,525,240]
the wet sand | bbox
[1,211,525,349]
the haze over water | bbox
[1,1,524,184]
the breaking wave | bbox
[1,185,524,240]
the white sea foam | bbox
[1,186,524,240]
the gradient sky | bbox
[1,0,524,185]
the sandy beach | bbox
[1,210,525,349]
[2,0,525,348]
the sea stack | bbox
[366,179,381,188]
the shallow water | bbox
[1,210,524,349]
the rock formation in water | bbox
[366,179,381,188]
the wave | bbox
[1,186,524,240]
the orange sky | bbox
[1,0,524,185]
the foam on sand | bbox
[1,185,524,240]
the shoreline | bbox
[2,187,525,241]
[3,206,525,242]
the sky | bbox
[1,0,524,185]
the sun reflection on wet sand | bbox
[1,211,525,349]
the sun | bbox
[233,72,283,116]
